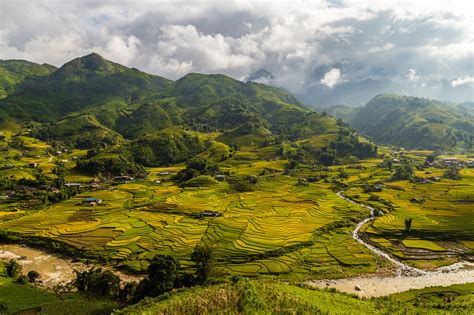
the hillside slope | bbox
[350,94,474,150]
[0,60,56,100]
[0,53,327,146]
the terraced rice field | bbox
[0,175,377,278]
[343,158,474,269]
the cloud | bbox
[405,69,420,82]
[0,0,472,101]
[320,68,343,88]
[451,76,474,87]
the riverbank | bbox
[306,192,473,297]
[0,244,141,288]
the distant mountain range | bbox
[250,59,473,107]
[329,94,473,150]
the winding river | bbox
[306,192,474,297]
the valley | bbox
[0,54,472,314]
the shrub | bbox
[27,270,40,282]
[5,260,21,278]
[443,167,461,180]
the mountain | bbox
[318,104,356,120]
[0,59,56,99]
[247,68,275,83]
[0,53,349,148]
[0,53,378,174]
[300,78,403,107]
[349,94,474,150]
[0,53,172,122]
[297,59,473,107]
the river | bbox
[306,192,474,297]
[0,244,140,288]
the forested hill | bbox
[0,52,321,145]
[350,94,474,150]
[0,53,377,173]
[0,59,56,99]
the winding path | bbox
[336,191,473,276]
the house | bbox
[0,195,9,200]
[374,182,385,190]
[442,158,459,165]
[154,180,161,184]
[215,174,226,181]
[81,197,102,206]
[90,183,100,188]
[65,182,82,188]
[29,162,39,168]
[60,159,69,163]
[159,170,176,176]
[466,160,474,168]
[113,176,134,182]
[202,210,223,217]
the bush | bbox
[27,270,40,282]
[391,164,414,180]
[443,167,461,180]
[5,260,21,278]
[74,268,120,298]
[191,245,213,284]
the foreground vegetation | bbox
[117,279,474,314]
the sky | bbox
[0,0,473,104]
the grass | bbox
[116,280,474,314]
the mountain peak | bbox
[247,69,274,82]
[54,52,114,78]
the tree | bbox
[443,167,461,180]
[404,218,413,233]
[146,255,180,295]
[191,245,213,284]
[134,255,180,301]
[74,268,120,298]
[284,159,299,173]
[425,154,436,164]
[27,270,40,282]
[5,260,21,278]
[392,164,414,180]
[174,157,219,183]
[52,162,66,188]
[337,168,348,179]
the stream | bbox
[306,192,474,297]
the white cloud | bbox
[368,42,394,53]
[0,0,472,101]
[451,76,474,87]
[405,69,420,81]
[320,68,343,88]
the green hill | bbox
[0,53,325,144]
[0,53,376,171]
[0,53,172,122]
[0,59,56,100]
[350,94,474,150]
